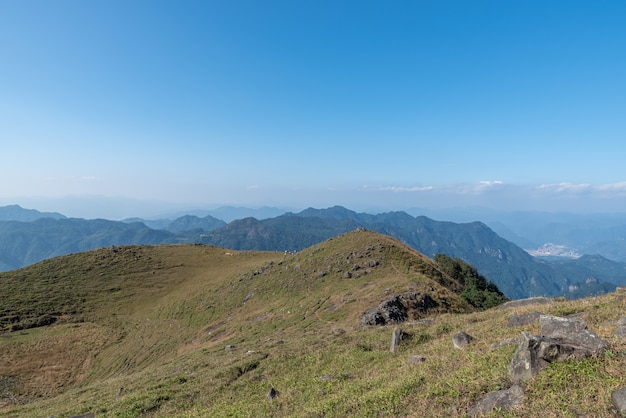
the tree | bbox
[435,253,508,310]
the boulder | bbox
[612,387,626,417]
[360,292,439,326]
[509,332,551,384]
[452,331,475,349]
[467,385,525,416]
[507,312,543,327]
[540,315,609,356]
[509,316,609,384]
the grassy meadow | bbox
[1,230,626,417]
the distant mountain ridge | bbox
[199,206,622,299]
[1,204,624,300]
[0,218,175,271]
[0,204,66,221]
[123,214,226,233]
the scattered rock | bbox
[467,385,525,416]
[267,387,279,399]
[616,317,626,338]
[452,331,475,349]
[612,387,626,417]
[225,344,235,351]
[390,327,403,352]
[507,312,543,327]
[490,337,519,350]
[408,355,426,365]
[499,297,553,310]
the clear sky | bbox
[2,1,625,218]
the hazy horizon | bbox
[2,193,626,221]
[3,1,625,218]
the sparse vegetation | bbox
[1,231,625,417]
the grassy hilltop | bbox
[1,230,626,417]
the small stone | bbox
[452,331,475,349]
[390,327,403,352]
[267,387,279,399]
[408,355,426,365]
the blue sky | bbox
[2,1,625,218]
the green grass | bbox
[1,231,626,417]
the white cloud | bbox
[536,182,592,194]
[452,180,505,195]
[362,185,434,193]
[595,182,626,192]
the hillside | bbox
[2,230,626,417]
[200,207,623,299]
[0,218,177,272]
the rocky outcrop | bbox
[509,315,608,384]
[360,292,439,326]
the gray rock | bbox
[509,316,609,384]
[615,317,626,338]
[499,297,553,310]
[452,331,475,349]
[408,355,426,365]
[467,385,525,416]
[612,387,626,417]
[360,292,439,326]
[540,315,609,355]
[509,332,550,384]
[267,387,279,399]
[490,337,520,350]
[507,312,543,327]
[390,327,403,352]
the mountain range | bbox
[1,204,625,299]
